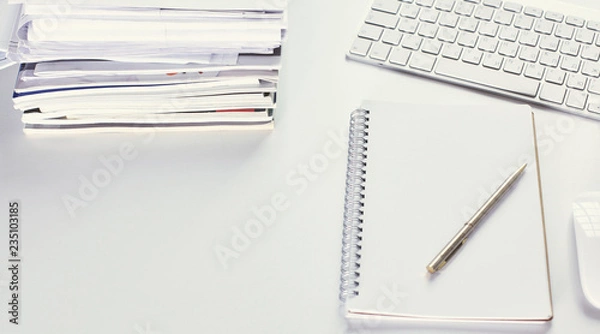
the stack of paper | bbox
[7,0,287,130]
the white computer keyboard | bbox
[349,0,600,121]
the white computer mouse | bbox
[573,192,600,310]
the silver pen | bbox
[426,163,528,274]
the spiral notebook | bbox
[339,101,553,323]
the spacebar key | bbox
[434,59,540,97]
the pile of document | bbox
[7,0,287,130]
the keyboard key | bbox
[372,0,401,14]
[504,58,524,74]
[519,46,539,62]
[540,84,567,104]
[588,103,600,114]
[416,0,435,7]
[438,27,458,42]
[382,29,403,45]
[442,44,463,59]
[498,41,519,57]
[590,79,600,94]
[462,48,483,64]
[478,36,499,52]
[399,18,420,33]
[418,22,439,37]
[402,35,423,50]
[409,53,437,71]
[422,39,443,54]
[389,47,412,65]
[534,20,554,35]
[566,91,588,109]
[420,9,440,23]
[524,63,545,80]
[483,0,502,8]
[494,11,514,25]
[582,46,600,61]
[350,38,372,56]
[588,21,600,32]
[540,51,560,67]
[567,74,588,90]
[546,69,566,84]
[503,2,523,13]
[560,41,580,56]
[435,58,540,96]
[439,12,459,27]
[575,29,595,44]
[582,62,600,78]
[524,7,543,18]
[519,31,539,46]
[499,26,519,41]
[474,6,495,21]
[459,17,479,32]
[359,24,384,41]
[457,32,478,47]
[435,0,456,12]
[539,35,559,51]
[555,24,574,39]
[588,98,600,114]
[370,44,392,60]
[566,16,585,27]
[400,4,421,18]
[482,53,504,69]
[514,15,534,30]
[560,56,581,73]
[479,22,499,37]
[455,2,475,16]
[545,11,564,23]
[366,10,400,28]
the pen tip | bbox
[518,163,527,173]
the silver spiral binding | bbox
[339,108,369,302]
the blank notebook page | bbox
[345,101,552,321]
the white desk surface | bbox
[0,1,599,333]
